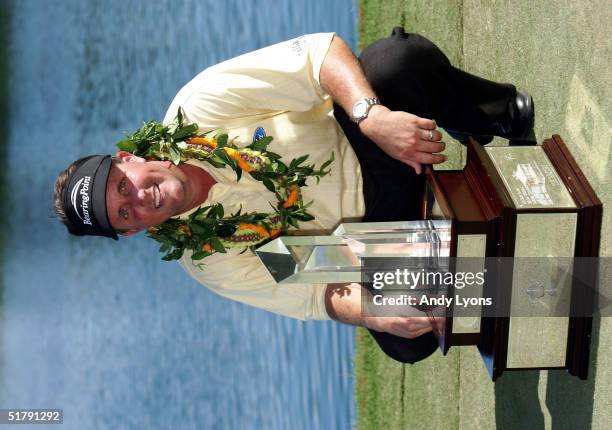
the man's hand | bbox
[364,315,432,339]
[325,283,433,339]
[359,105,446,174]
[319,35,447,174]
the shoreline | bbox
[0,0,10,288]
[0,0,10,393]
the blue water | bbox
[1,1,359,429]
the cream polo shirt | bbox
[162,33,365,320]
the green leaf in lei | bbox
[249,135,273,152]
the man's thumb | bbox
[406,160,422,175]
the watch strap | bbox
[351,97,381,124]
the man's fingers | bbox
[419,128,443,142]
[374,316,434,339]
[398,317,433,338]
[416,140,445,153]
[416,117,436,130]
[413,152,447,165]
[410,325,433,338]
[402,316,431,327]
[405,160,422,174]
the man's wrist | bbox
[363,315,382,332]
[324,284,388,333]
[325,283,370,328]
[350,97,381,123]
[358,104,388,137]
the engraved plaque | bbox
[506,213,577,368]
[453,235,486,334]
[485,146,576,209]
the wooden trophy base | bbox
[423,135,601,380]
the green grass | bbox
[356,1,612,429]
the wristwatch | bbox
[350,97,381,124]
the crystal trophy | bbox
[256,220,452,284]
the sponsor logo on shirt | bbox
[290,36,305,56]
[252,126,266,144]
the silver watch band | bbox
[351,97,381,124]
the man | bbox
[54,27,534,364]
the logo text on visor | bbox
[71,176,93,226]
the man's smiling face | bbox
[105,152,189,235]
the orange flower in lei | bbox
[177,224,192,236]
[282,185,300,208]
[238,223,271,238]
[269,229,281,239]
[187,136,217,152]
[223,147,256,172]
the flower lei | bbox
[116,108,334,262]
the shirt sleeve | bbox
[178,250,331,321]
[163,32,336,127]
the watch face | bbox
[353,100,368,118]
